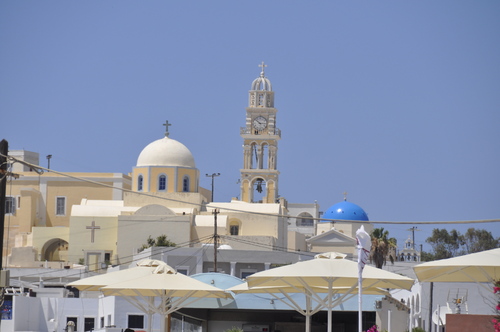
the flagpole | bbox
[356,225,371,332]
[358,265,362,332]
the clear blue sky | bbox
[1,1,499,252]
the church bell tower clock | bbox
[240,62,281,203]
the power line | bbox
[3,153,499,226]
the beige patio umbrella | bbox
[228,282,390,332]
[100,263,231,332]
[67,259,164,291]
[245,252,414,332]
[413,248,500,283]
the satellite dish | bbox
[432,305,450,326]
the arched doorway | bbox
[41,238,69,262]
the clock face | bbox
[253,116,267,130]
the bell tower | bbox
[240,62,281,203]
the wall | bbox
[446,314,496,332]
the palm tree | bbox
[370,227,397,269]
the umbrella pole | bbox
[327,280,332,332]
[304,289,312,332]
[358,274,362,332]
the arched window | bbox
[182,176,190,192]
[230,225,239,235]
[296,212,314,227]
[229,221,240,235]
[138,175,143,191]
[158,175,167,191]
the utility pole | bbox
[205,173,220,202]
[0,140,8,270]
[407,226,420,250]
[0,139,10,331]
[212,208,219,273]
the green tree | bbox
[139,235,176,252]
[370,227,397,269]
[419,251,435,262]
[460,228,499,254]
[425,228,499,260]
[426,228,461,259]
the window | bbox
[138,175,143,191]
[241,269,257,279]
[5,196,16,215]
[100,317,104,328]
[56,197,66,216]
[84,317,95,331]
[176,266,189,276]
[128,315,144,329]
[182,176,190,192]
[66,317,78,331]
[296,213,314,227]
[230,225,239,236]
[158,175,166,191]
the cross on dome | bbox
[163,120,172,137]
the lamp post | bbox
[205,173,220,202]
[46,155,52,170]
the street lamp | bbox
[205,173,220,202]
[46,155,52,170]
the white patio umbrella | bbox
[246,252,414,332]
[228,282,389,332]
[100,263,231,332]
[68,260,231,332]
[67,259,169,331]
[67,259,164,291]
[413,247,500,284]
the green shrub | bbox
[412,328,426,332]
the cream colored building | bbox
[4,64,371,271]
[3,150,131,265]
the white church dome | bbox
[136,136,196,168]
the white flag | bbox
[356,225,371,271]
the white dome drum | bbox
[136,136,196,168]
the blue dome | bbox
[322,201,369,222]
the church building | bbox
[3,64,372,275]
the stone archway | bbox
[41,238,69,262]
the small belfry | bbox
[240,62,280,203]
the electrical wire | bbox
[1,153,499,284]
[2,153,499,226]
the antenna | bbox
[447,288,468,314]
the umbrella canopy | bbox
[246,252,415,290]
[100,265,231,299]
[67,259,166,291]
[413,248,500,283]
